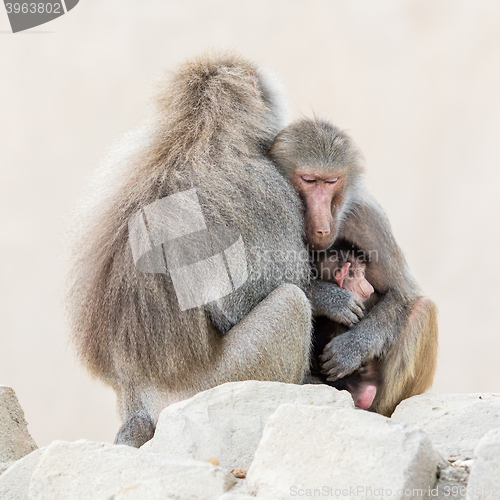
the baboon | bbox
[66,52,323,448]
[311,242,381,410]
[67,54,366,447]
[269,118,438,416]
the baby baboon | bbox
[312,243,381,410]
[67,52,320,447]
[269,118,438,416]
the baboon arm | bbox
[321,196,421,381]
[320,289,409,380]
[340,194,419,296]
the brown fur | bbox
[269,118,438,416]
[66,51,312,446]
[373,297,438,416]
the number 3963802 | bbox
[5,3,62,14]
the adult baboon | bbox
[269,118,438,416]
[67,52,328,447]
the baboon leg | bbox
[114,386,157,447]
[210,283,313,385]
[371,296,438,416]
[114,284,312,447]
[114,384,195,448]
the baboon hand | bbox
[310,280,365,326]
[319,332,364,381]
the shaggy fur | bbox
[66,51,312,446]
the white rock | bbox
[435,462,469,500]
[466,429,500,500]
[0,386,37,462]
[0,448,44,500]
[0,462,13,475]
[392,393,500,458]
[27,440,235,500]
[218,495,274,500]
[246,405,441,500]
[143,380,353,469]
[111,478,192,500]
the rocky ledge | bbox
[0,382,499,500]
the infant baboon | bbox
[311,243,381,409]
[269,118,438,416]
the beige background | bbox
[1,0,499,447]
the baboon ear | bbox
[335,262,351,287]
[248,70,258,93]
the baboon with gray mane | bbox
[67,52,360,448]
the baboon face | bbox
[269,119,363,252]
[335,261,374,302]
[291,168,346,251]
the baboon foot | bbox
[354,384,377,410]
[114,411,155,448]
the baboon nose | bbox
[316,229,330,237]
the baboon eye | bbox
[325,178,339,184]
[301,175,316,183]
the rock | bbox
[218,477,247,498]
[435,460,469,500]
[0,386,37,462]
[113,477,226,500]
[142,381,353,469]
[246,405,441,500]
[0,448,44,500]
[218,495,274,500]
[392,393,500,458]
[28,440,235,500]
[466,429,500,500]
[451,459,474,470]
[230,468,246,479]
[0,462,13,475]
[112,479,177,500]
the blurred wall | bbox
[1,0,499,447]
